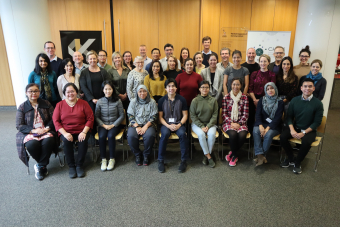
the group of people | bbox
[16,37,325,181]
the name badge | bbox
[34,123,43,128]
[265,118,272,123]
[169,118,175,123]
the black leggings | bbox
[25,137,55,166]
[61,133,90,168]
[226,130,248,157]
[98,126,120,159]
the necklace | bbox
[66,98,78,107]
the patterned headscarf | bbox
[262,82,281,119]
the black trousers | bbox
[61,133,90,168]
[25,137,55,166]
[88,101,98,136]
[280,126,316,166]
[226,130,248,157]
[98,126,120,159]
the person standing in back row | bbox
[159,43,181,71]
[44,41,63,78]
[97,50,112,72]
[268,46,285,74]
[201,36,218,67]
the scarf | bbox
[127,85,157,124]
[40,71,52,100]
[306,71,322,85]
[262,82,281,119]
[230,90,242,122]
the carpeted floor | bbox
[0,106,339,227]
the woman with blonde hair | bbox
[108,51,130,109]
[193,52,205,74]
[126,56,149,100]
[163,55,182,80]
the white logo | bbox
[68,39,95,55]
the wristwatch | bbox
[301,130,306,135]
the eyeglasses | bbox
[274,52,284,55]
[200,86,210,89]
[45,47,54,50]
[300,55,309,58]
[27,90,40,94]
[135,62,143,64]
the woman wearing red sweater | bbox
[175,58,203,106]
[53,83,94,178]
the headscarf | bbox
[262,82,281,119]
[229,90,242,122]
[127,85,158,124]
[306,71,323,85]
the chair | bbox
[23,146,65,175]
[190,115,219,160]
[94,109,127,161]
[284,116,327,172]
[218,108,252,160]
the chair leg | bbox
[57,152,65,167]
[24,147,30,175]
[314,141,324,172]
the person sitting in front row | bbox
[253,82,284,166]
[16,83,57,181]
[95,80,125,172]
[190,80,218,168]
[127,85,158,166]
[158,78,189,173]
[53,83,94,178]
[222,78,249,167]
[280,78,323,174]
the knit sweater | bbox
[190,94,218,128]
[293,63,310,80]
[144,75,167,99]
[175,71,203,106]
[286,96,323,131]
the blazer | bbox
[15,99,58,166]
[79,68,110,102]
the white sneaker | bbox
[107,159,115,171]
[101,159,107,171]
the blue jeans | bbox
[127,126,156,157]
[191,124,217,155]
[158,125,189,161]
[253,126,279,156]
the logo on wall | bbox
[60,31,102,62]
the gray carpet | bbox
[0,106,339,227]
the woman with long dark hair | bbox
[180,47,190,70]
[144,60,167,103]
[57,58,80,100]
[122,51,135,71]
[95,80,125,171]
[28,53,59,107]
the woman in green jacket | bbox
[190,80,218,168]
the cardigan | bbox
[200,67,224,101]
[79,68,110,102]
[16,99,58,166]
[53,99,94,135]
[298,76,327,101]
[144,75,167,99]
[126,69,149,100]
[222,93,249,133]
[28,71,58,102]
[107,67,130,95]
[95,97,124,127]
[57,74,80,100]
[254,97,284,131]
[189,95,218,128]
[175,71,203,106]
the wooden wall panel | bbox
[112,0,159,60]
[220,0,252,28]
[48,0,113,64]
[273,0,299,57]
[250,0,276,31]
[201,0,221,55]
[158,0,200,58]
[0,19,16,106]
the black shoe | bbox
[178,161,187,173]
[135,156,142,166]
[34,164,44,181]
[280,159,295,168]
[293,144,300,150]
[293,164,302,174]
[76,167,85,178]
[69,167,77,178]
[158,161,165,173]
[202,156,208,165]
[40,166,48,176]
[143,156,149,166]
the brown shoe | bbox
[256,154,267,166]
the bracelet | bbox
[81,131,87,134]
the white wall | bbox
[293,0,340,116]
[0,0,52,107]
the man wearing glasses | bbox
[97,50,112,72]
[268,46,285,74]
[44,41,63,78]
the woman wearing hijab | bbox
[222,78,249,167]
[127,85,158,166]
[298,59,327,101]
[253,82,284,166]
[190,80,219,168]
